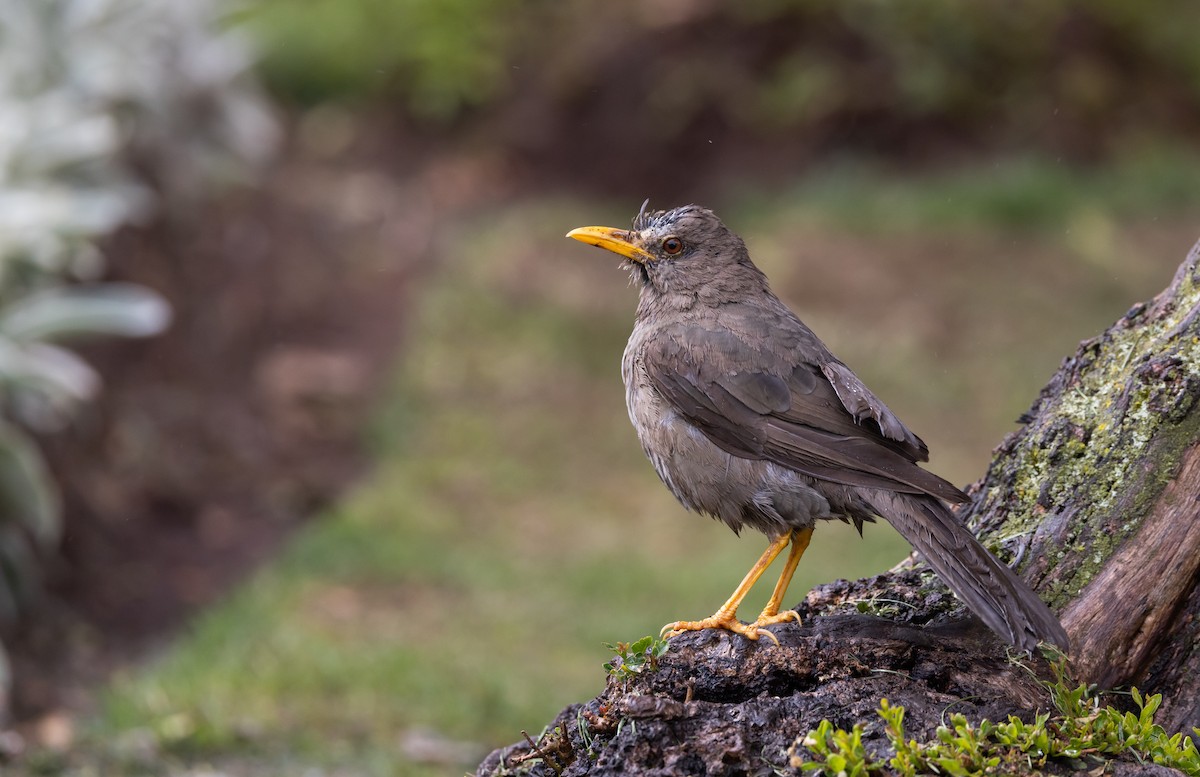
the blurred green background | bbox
[5,1,1200,775]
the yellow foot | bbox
[661,609,801,646]
[754,609,801,631]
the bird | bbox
[565,202,1069,653]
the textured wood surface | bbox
[962,239,1200,728]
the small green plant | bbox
[793,657,1200,776]
[798,719,882,776]
[603,636,669,682]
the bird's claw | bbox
[755,608,801,629]
[661,609,800,646]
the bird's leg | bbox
[752,526,813,631]
[661,531,794,644]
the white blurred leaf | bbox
[0,283,172,342]
[0,339,99,404]
[0,186,146,236]
[16,111,120,174]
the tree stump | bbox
[476,239,1200,776]
[970,240,1200,731]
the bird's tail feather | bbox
[865,489,1069,653]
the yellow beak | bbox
[566,226,654,263]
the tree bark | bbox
[476,239,1200,777]
[966,239,1200,731]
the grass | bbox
[732,145,1200,234]
[41,156,1200,776]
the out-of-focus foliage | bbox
[0,0,277,625]
[242,0,1200,159]
[240,0,521,118]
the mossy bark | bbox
[476,239,1200,776]
[964,239,1200,731]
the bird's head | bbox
[567,202,767,303]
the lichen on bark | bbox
[965,243,1200,607]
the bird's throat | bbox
[628,259,651,288]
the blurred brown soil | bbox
[2,116,506,726]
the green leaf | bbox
[629,635,653,654]
[1141,692,1162,720]
[935,756,968,776]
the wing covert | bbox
[642,323,965,503]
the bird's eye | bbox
[662,237,683,255]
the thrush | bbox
[566,203,1069,653]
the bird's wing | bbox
[645,321,966,503]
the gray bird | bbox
[566,203,1069,653]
